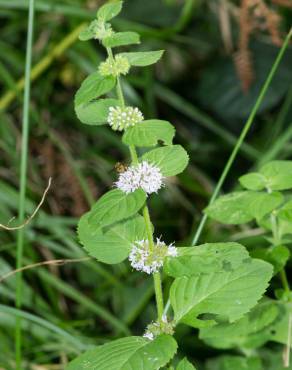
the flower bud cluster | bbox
[99,55,130,77]
[143,315,175,341]
[115,161,163,195]
[89,19,113,40]
[107,106,143,131]
[129,238,177,274]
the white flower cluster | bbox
[143,315,174,341]
[129,238,177,274]
[115,161,163,195]
[99,55,130,77]
[107,106,143,131]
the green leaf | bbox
[75,98,120,125]
[103,32,140,48]
[205,191,283,225]
[260,161,292,190]
[75,71,116,107]
[164,242,250,278]
[239,173,266,191]
[141,145,189,177]
[97,1,123,21]
[89,189,146,228]
[66,335,177,370]
[123,120,175,147]
[170,259,273,328]
[79,25,94,41]
[266,303,292,347]
[177,358,196,370]
[206,356,262,370]
[120,50,164,67]
[278,200,292,222]
[199,299,279,349]
[78,214,147,264]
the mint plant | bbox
[66,2,278,369]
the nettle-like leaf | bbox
[103,32,140,48]
[164,242,249,278]
[75,98,120,125]
[66,335,177,370]
[199,300,279,349]
[205,191,283,225]
[259,160,292,190]
[75,71,116,108]
[206,356,262,370]
[141,145,189,177]
[89,189,146,228]
[177,358,197,370]
[97,1,123,21]
[170,259,273,328]
[239,173,266,191]
[78,213,148,264]
[119,50,164,67]
[123,120,175,147]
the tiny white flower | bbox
[115,161,163,195]
[143,331,154,341]
[107,106,143,131]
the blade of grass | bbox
[15,0,35,368]
[191,28,292,246]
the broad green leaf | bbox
[170,259,273,328]
[89,189,146,228]
[79,24,94,41]
[103,32,140,47]
[75,98,119,125]
[177,358,196,370]
[260,160,292,190]
[141,145,189,177]
[97,1,123,21]
[75,71,116,107]
[164,242,249,278]
[66,335,177,370]
[123,120,175,147]
[239,173,266,191]
[78,214,148,264]
[278,200,292,222]
[199,300,279,349]
[205,191,283,225]
[206,356,262,370]
[120,50,164,67]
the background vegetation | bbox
[0,0,292,368]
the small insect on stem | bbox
[114,161,129,174]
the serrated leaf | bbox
[89,189,146,228]
[239,173,266,191]
[164,243,249,278]
[141,145,189,177]
[75,98,120,125]
[199,300,279,349]
[103,32,140,47]
[177,358,196,370]
[206,356,262,370]
[66,335,177,370]
[97,1,123,21]
[120,50,164,67]
[78,214,147,264]
[123,120,175,147]
[170,259,273,328]
[75,71,116,107]
[205,191,283,225]
[260,160,292,190]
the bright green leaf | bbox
[141,145,189,177]
[89,189,146,228]
[123,120,175,147]
[170,259,273,328]
[239,173,266,191]
[75,71,116,107]
[75,98,120,125]
[260,161,292,190]
[164,242,249,278]
[120,50,164,67]
[103,32,140,47]
[97,1,123,21]
[177,358,196,370]
[66,335,177,370]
